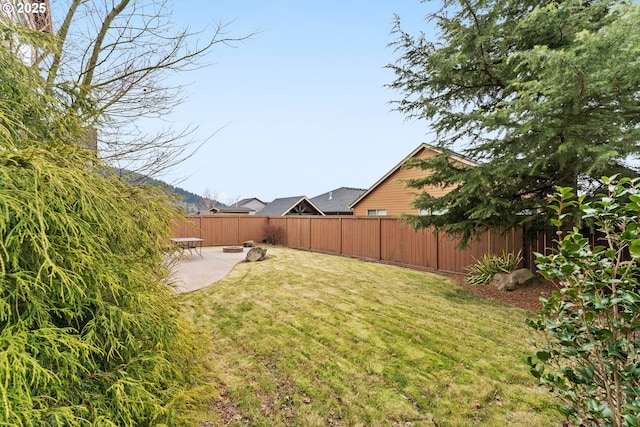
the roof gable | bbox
[257,196,325,216]
[350,143,477,209]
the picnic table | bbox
[170,237,204,258]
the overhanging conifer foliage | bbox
[0,21,206,425]
[389,0,640,244]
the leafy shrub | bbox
[526,180,640,427]
[0,23,207,426]
[263,223,285,245]
[465,250,523,285]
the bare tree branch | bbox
[42,0,254,177]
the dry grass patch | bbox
[180,248,562,426]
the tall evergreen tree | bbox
[388,0,640,243]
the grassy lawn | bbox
[179,248,562,426]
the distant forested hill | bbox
[170,185,218,214]
[115,169,222,214]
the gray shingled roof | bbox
[310,187,367,214]
[208,205,254,214]
[256,196,324,216]
[236,197,266,206]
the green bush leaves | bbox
[527,178,640,427]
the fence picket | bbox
[172,216,540,274]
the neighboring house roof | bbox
[310,187,367,215]
[233,197,267,213]
[208,205,254,214]
[236,197,266,206]
[257,196,325,216]
[349,143,477,210]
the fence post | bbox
[378,217,382,261]
[435,228,439,271]
[339,217,343,255]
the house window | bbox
[367,209,387,216]
[419,208,449,216]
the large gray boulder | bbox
[490,268,538,291]
[246,247,267,262]
[490,272,511,291]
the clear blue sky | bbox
[157,1,439,203]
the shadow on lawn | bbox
[441,287,498,306]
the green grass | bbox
[179,248,562,426]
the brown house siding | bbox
[352,147,456,216]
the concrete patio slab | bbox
[169,246,248,293]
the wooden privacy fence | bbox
[172,215,528,275]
